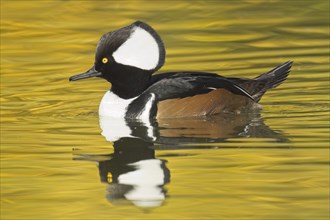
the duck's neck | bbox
[108,68,152,99]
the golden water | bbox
[1,0,329,219]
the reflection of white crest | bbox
[113,26,160,70]
[118,159,166,207]
[119,160,165,185]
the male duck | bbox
[69,21,292,119]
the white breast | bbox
[98,91,156,141]
[99,91,156,120]
[99,115,133,142]
[99,91,136,118]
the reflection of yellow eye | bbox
[107,172,112,183]
[102,57,108,64]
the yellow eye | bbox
[102,57,108,64]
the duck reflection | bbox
[98,137,170,207]
[100,112,288,145]
[78,111,287,208]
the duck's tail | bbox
[231,61,293,102]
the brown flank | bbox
[156,89,257,118]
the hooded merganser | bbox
[69,21,292,119]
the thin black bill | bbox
[69,66,102,81]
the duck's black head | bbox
[69,21,165,99]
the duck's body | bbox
[70,21,292,119]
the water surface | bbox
[1,0,329,219]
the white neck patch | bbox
[112,26,160,70]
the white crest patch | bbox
[113,26,160,70]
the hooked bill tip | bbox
[69,75,80,81]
